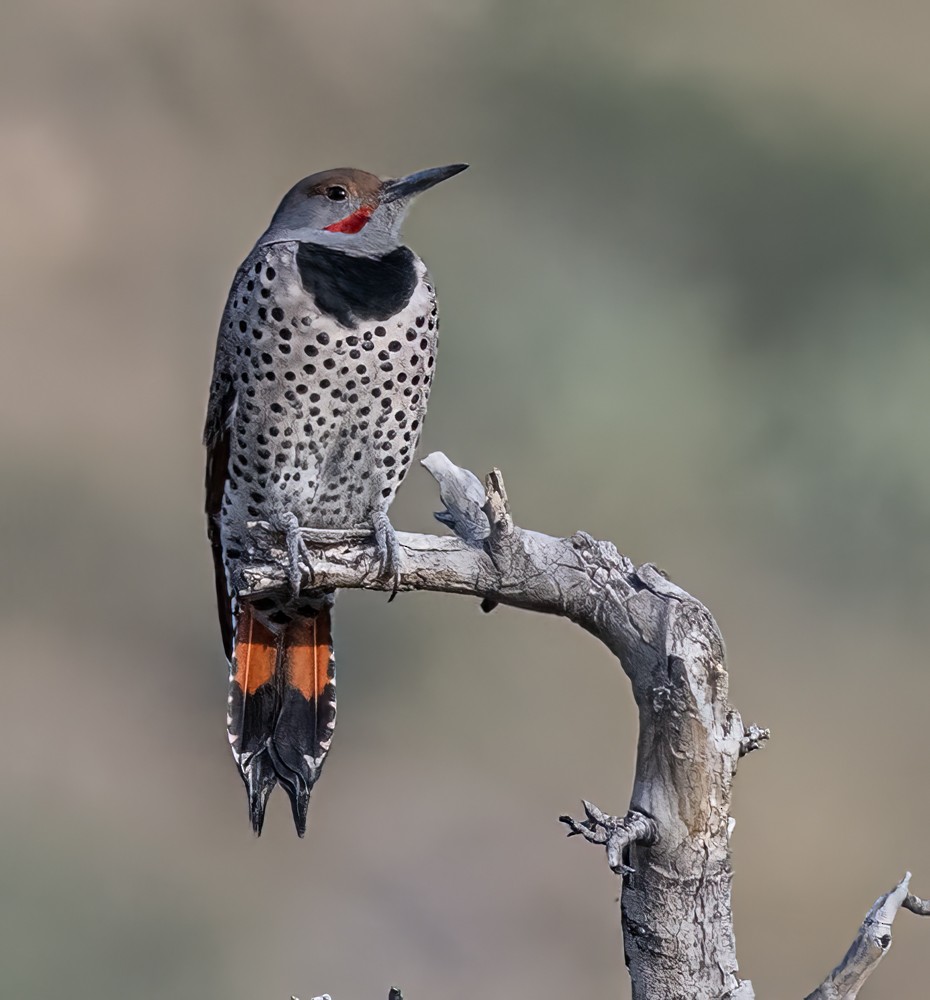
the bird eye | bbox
[326,186,348,202]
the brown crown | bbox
[300,168,383,203]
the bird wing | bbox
[204,300,240,661]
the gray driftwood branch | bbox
[245,452,925,1000]
[806,873,930,1000]
[292,991,403,1000]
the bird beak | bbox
[381,163,469,204]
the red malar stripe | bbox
[323,205,374,234]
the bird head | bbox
[258,164,468,257]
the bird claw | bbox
[279,512,312,599]
[371,511,401,601]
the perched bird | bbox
[205,163,467,835]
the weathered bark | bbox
[247,453,924,1000]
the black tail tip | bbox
[278,773,311,837]
[240,754,277,836]
[280,778,310,837]
[293,806,308,838]
[249,790,271,836]
[266,738,314,836]
[238,745,316,836]
[249,780,309,837]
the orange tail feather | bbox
[228,600,336,835]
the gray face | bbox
[256,164,468,257]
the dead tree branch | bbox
[805,873,930,1000]
[243,452,923,1000]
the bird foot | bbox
[277,512,313,599]
[371,511,401,601]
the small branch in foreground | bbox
[290,991,402,1000]
[805,873,929,1000]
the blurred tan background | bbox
[2,1,929,997]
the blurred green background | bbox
[2,1,929,997]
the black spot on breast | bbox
[294,243,418,328]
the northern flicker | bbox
[205,164,467,835]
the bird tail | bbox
[227,598,336,836]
